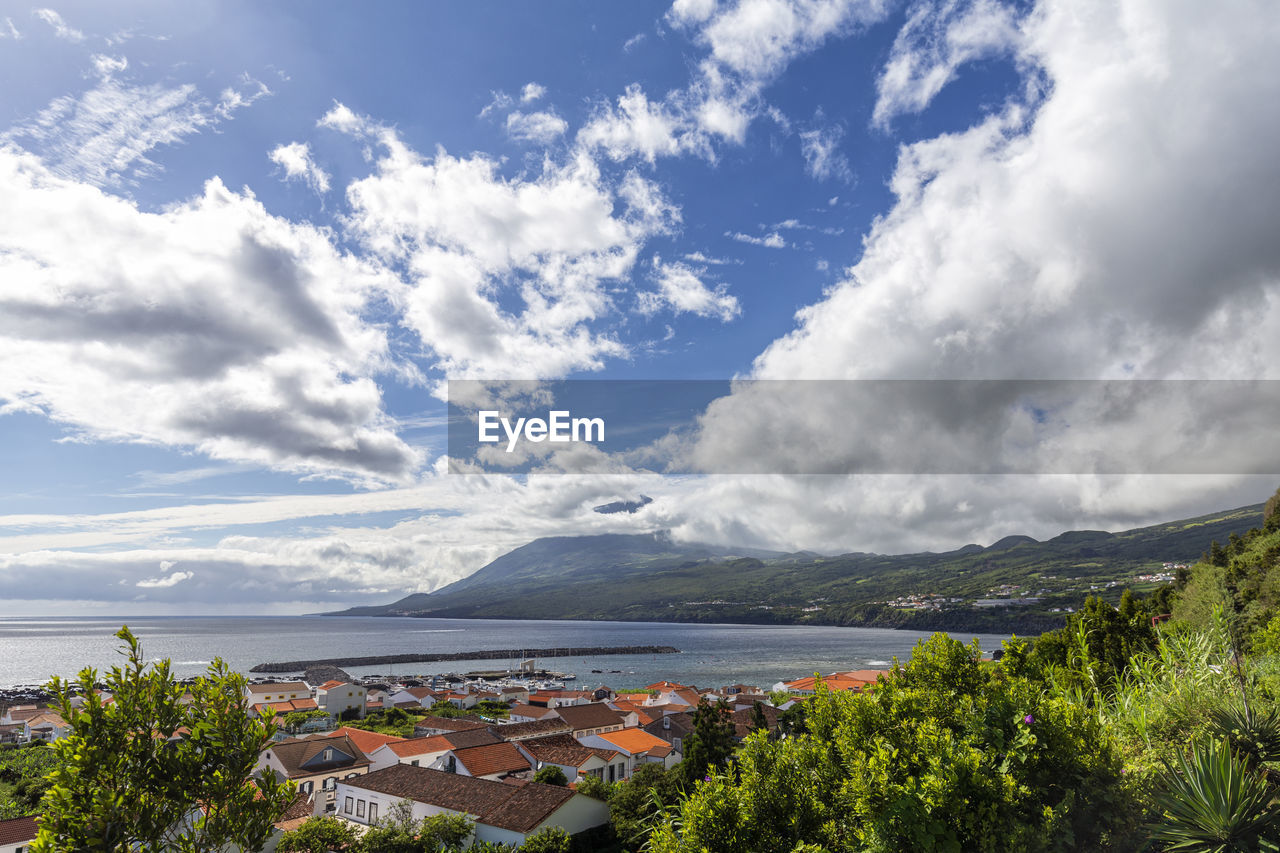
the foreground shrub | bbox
[647,634,1131,853]
[1149,738,1280,852]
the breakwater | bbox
[249,644,680,673]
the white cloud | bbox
[578,85,689,163]
[0,148,419,482]
[318,101,368,134]
[136,570,193,588]
[331,111,679,378]
[873,0,1025,129]
[269,141,331,194]
[624,32,647,51]
[505,109,568,144]
[32,8,82,42]
[478,90,514,119]
[726,230,786,248]
[2,17,23,39]
[89,54,128,78]
[638,256,741,321]
[520,82,547,103]
[755,0,1280,383]
[3,75,269,188]
[799,122,852,182]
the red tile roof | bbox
[344,765,576,833]
[451,741,533,778]
[0,815,38,845]
[592,727,672,756]
[327,726,404,754]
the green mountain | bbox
[332,503,1267,633]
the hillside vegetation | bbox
[337,504,1265,633]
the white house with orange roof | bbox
[314,680,367,719]
[366,734,456,772]
[773,670,887,695]
[577,727,677,777]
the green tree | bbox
[648,634,1129,853]
[518,826,570,853]
[278,816,361,852]
[681,699,736,785]
[533,765,568,786]
[31,626,294,853]
[607,762,682,851]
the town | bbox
[0,664,890,850]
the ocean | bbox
[0,616,1012,691]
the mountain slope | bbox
[332,503,1267,631]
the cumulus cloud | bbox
[505,109,568,144]
[2,74,269,187]
[0,148,419,482]
[32,8,82,41]
[520,82,546,103]
[332,110,679,378]
[578,85,689,163]
[269,141,331,194]
[136,570,193,588]
[873,0,1025,128]
[638,256,741,320]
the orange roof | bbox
[594,727,671,755]
[327,726,405,753]
[318,680,347,690]
[783,673,879,692]
[610,701,657,725]
[833,669,889,683]
[645,681,688,691]
[451,741,532,777]
[387,737,451,758]
[616,693,652,704]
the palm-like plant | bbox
[1207,703,1280,771]
[1149,738,1280,852]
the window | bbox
[357,799,366,818]
[323,776,337,790]
[410,759,419,766]
[608,763,616,782]
[300,781,313,794]
[369,803,379,823]
[346,772,359,779]
[322,748,334,761]
[344,797,353,814]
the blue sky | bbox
[1,0,1278,614]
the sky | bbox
[1,0,1279,615]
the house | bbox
[322,726,405,756]
[526,690,593,709]
[492,719,573,742]
[0,724,24,745]
[499,685,530,705]
[335,764,609,846]
[730,703,782,740]
[0,706,39,727]
[314,680,367,719]
[774,671,885,696]
[384,686,442,708]
[552,703,624,738]
[517,733,625,784]
[442,691,480,710]
[642,712,694,755]
[508,704,558,723]
[434,741,533,781]
[578,728,677,777]
[25,711,69,742]
[0,815,38,853]
[367,735,455,772]
[413,715,491,738]
[257,734,371,805]
[609,700,657,726]
[246,682,311,708]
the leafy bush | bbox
[533,765,568,786]
[278,816,360,852]
[647,634,1130,853]
[1149,738,1280,852]
[519,826,570,853]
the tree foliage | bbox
[358,800,473,852]
[533,765,568,786]
[278,816,360,852]
[648,634,1129,853]
[518,826,570,853]
[31,626,294,853]
[680,699,735,785]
